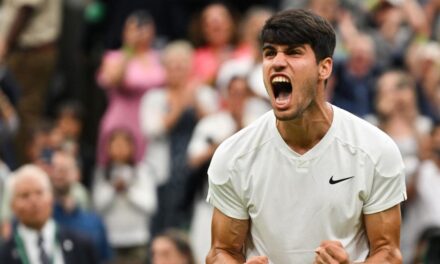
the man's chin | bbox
[55,186,70,197]
[23,219,47,230]
[274,110,300,122]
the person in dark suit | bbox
[0,164,99,264]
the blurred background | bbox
[0,0,440,263]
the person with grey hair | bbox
[0,164,99,264]
[141,40,218,236]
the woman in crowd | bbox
[96,10,165,166]
[191,3,238,85]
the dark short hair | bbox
[152,229,195,264]
[260,9,336,62]
[127,10,154,27]
[56,100,84,121]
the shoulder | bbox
[57,226,99,263]
[58,225,90,241]
[212,111,274,161]
[0,237,17,263]
[208,111,274,184]
[334,106,404,174]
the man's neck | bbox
[20,219,52,233]
[277,102,333,155]
[55,191,77,213]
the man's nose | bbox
[272,52,287,71]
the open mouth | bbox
[271,76,292,102]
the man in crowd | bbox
[0,164,98,263]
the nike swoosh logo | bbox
[329,176,354,185]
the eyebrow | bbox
[262,43,305,51]
[262,44,275,51]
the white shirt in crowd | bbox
[139,86,220,186]
[93,162,157,247]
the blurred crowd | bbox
[0,0,440,263]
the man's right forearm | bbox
[206,248,245,264]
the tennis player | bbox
[206,9,406,264]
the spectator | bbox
[0,0,62,164]
[405,41,440,121]
[52,101,96,189]
[234,6,273,60]
[50,149,89,210]
[150,229,195,264]
[187,76,256,264]
[191,3,238,85]
[367,70,432,183]
[216,6,273,99]
[366,0,429,68]
[140,40,216,235]
[0,164,99,263]
[0,120,60,236]
[49,150,112,263]
[401,122,440,263]
[93,128,156,264]
[96,10,165,166]
[329,33,382,117]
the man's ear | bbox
[318,57,333,81]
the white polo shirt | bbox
[207,105,406,263]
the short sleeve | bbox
[363,139,407,214]
[206,146,249,220]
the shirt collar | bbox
[18,219,56,245]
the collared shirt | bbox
[17,219,64,264]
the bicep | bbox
[207,207,249,264]
[364,204,402,263]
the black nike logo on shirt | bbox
[329,176,354,184]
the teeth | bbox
[272,76,290,83]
